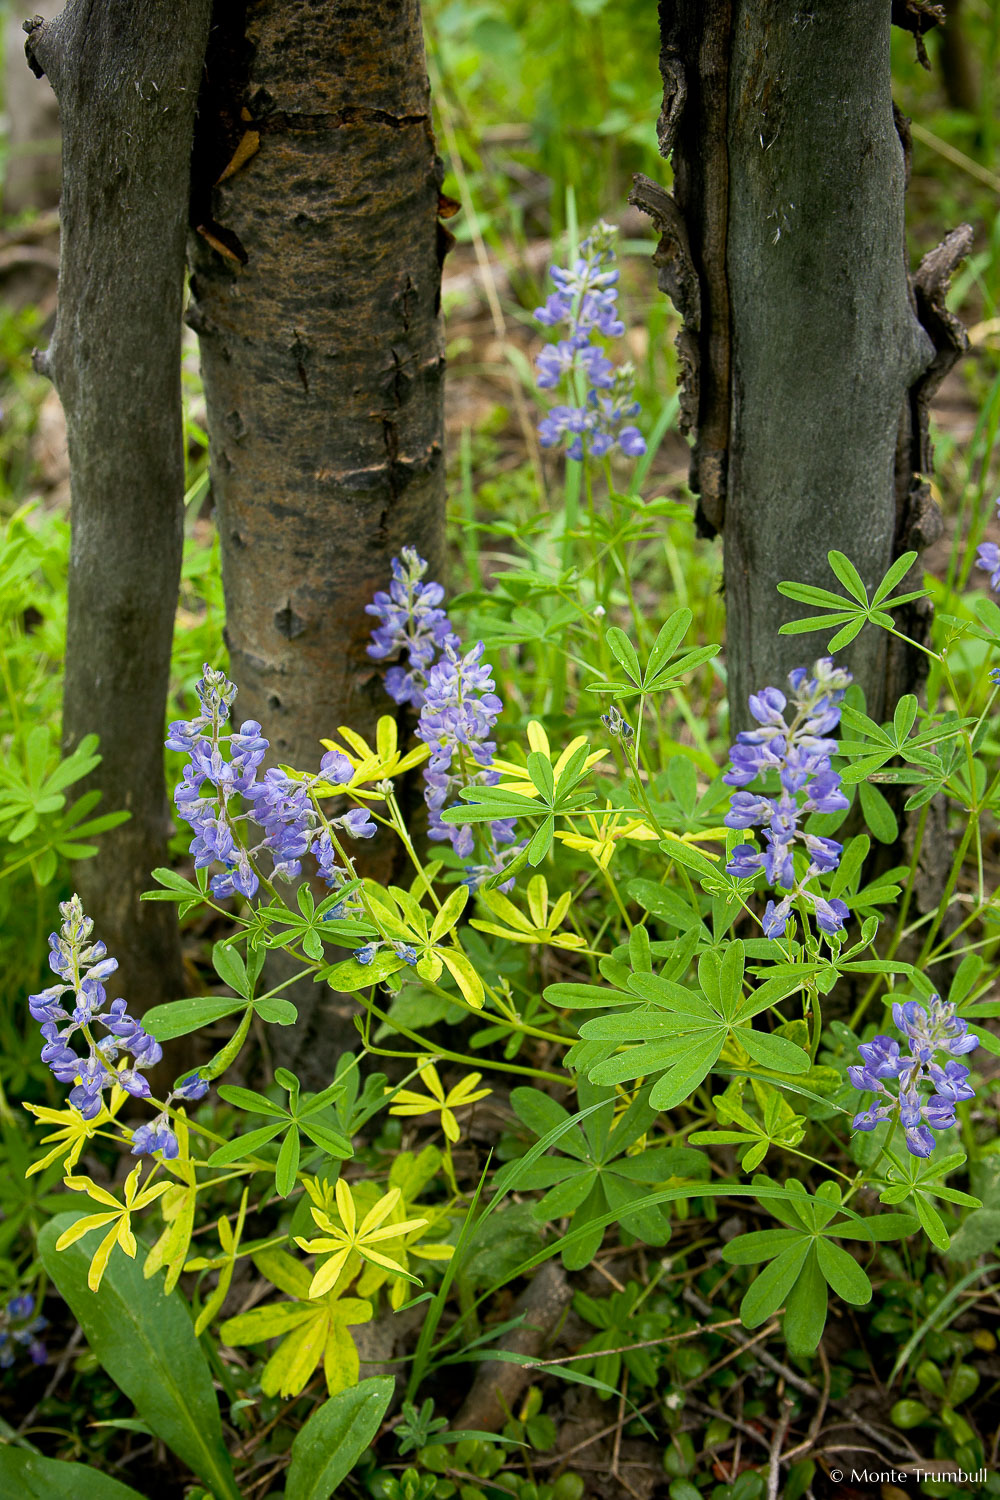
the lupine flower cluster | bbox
[533,222,646,461]
[167,666,375,906]
[724,658,852,938]
[976,497,1000,591]
[0,1294,46,1370]
[367,548,519,890]
[27,897,209,1156]
[850,995,978,1157]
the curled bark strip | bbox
[455,1261,571,1434]
[912,223,975,467]
[891,0,946,67]
[655,0,732,536]
[628,173,700,438]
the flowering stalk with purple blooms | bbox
[367,548,521,891]
[849,995,978,1157]
[533,222,646,464]
[27,895,209,1157]
[167,665,375,908]
[724,657,853,940]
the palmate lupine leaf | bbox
[575,942,810,1109]
[508,1081,709,1269]
[722,1177,915,1355]
[778,548,927,651]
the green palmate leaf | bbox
[871,550,918,605]
[324,950,407,990]
[605,626,642,685]
[218,1084,286,1118]
[527,813,555,866]
[0,1452,145,1500]
[254,995,298,1025]
[858,780,898,843]
[645,608,692,680]
[648,1034,725,1110]
[827,617,867,651]
[285,1376,394,1500]
[39,1214,239,1500]
[212,941,250,998]
[207,1123,284,1166]
[783,1247,827,1356]
[736,1027,810,1074]
[143,995,245,1042]
[815,1237,872,1304]
[527,750,556,801]
[827,550,868,604]
[779,611,858,636]
[275,1126,301,1198]
[740,1241,809,1327]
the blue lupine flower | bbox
[533,222,647,462]
[849,993,979,1156]
[171,1070,210,1103]
[724,658,852,940]
[130,1119,180,1159]
[28,897,163,1120]
[0,1295,47,1370]
[366,548,460,709]
[356,943,378,966]
[975,499,1000,589]
[367,551,522,891]
[337,806,377,840]
[168,664,371,899]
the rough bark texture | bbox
[25,1,212,1009]
[187,0,448,1078]
[188,0,447,772]
[638,0,969,730]
[723,1,933,724]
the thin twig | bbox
[683,1393,770,1451]
[531,1400,659,1467]
[682,1288,818,1400]
[767,1399,794,1500]
[782,1342,831,1464]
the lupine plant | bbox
[9,221,1000,1499]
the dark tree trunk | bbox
[187,0,449,1079]
[634,0,970,729]
[25,1,212,1008]
[188,0,448,772]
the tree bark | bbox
[187,0,448,1079]
[188,0,448,772]
[25,0,212,1007]
[635,0,969,729]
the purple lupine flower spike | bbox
[27,896,164,1121]
[533,222,647,462]
[367,551,523,890]
[724,658,853,940]
[850,992,979,1157]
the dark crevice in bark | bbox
[24,0,212,1016]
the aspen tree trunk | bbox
[188,0,448,772]
[634,0,970,729]
[25,1,212,1009]
[188,0,449,1077]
